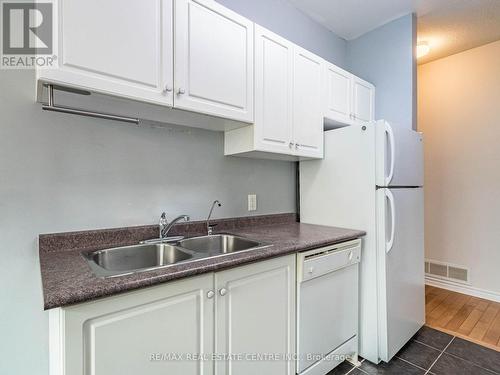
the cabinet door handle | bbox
[177,88,185,95]
[163,84,173,93]
[219,288,227,296]
[207,290,215,299]
[295,143,299,150]
[289,142,294,149]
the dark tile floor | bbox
[327,326,500,375]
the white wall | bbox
[418,40,500,295]
[347,14,417,130]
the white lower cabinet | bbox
[49,255,295,375]
[51,274,214,375]
[215,255,296,375]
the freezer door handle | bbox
[385,122,396,185]
[386,189,396,253]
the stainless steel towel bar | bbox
[42,84,140,125]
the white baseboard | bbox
[425,276,500,303]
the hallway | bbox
[426,285,500,352]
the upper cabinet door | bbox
[292,47,324,158]
[352,76,375,124]
[254,25,293,154]
[39,0,173,106]
[324,63,353,125]
[174,0,254,123]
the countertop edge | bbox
[41,223,365,310]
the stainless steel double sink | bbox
[83,234,270,278]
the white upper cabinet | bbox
[174,0,254,123]
[352,76,375,124]
[38,0,173,106]
[224,27,324,160]
[324,63,352,124]
[254,25,293,154]
[37,0,374,157]
[323,61,375,127]
[292,47,324,158]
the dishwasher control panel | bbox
[297,239,361,282]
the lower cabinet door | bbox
[214,255,296,375]
[59,274,214,375]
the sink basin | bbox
[83,243,194,278]
[83,235,271,278]
[178,234,265,254]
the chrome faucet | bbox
[140,212,190,244]
[160,212,190,240]
[206,200,222,235]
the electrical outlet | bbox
[248,194,257,211]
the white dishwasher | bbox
[297,239,361,375]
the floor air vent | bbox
[425,259,469,283]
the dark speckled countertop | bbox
[39,213,365,310]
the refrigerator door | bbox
[376,187,425,362]
[375,120,424,187]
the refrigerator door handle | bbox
[385,122,396,185]
[385,189,396,253]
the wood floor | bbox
[425,285,500,352]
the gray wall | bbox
[0,69,297,375]
[347,14,417,129]
[0,3,347,374]
[216,0,347,68]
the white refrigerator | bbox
[299,120,425,364]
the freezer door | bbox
[376,187,425,362]
[375,120,424,187]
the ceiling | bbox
[288,0,500,64]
